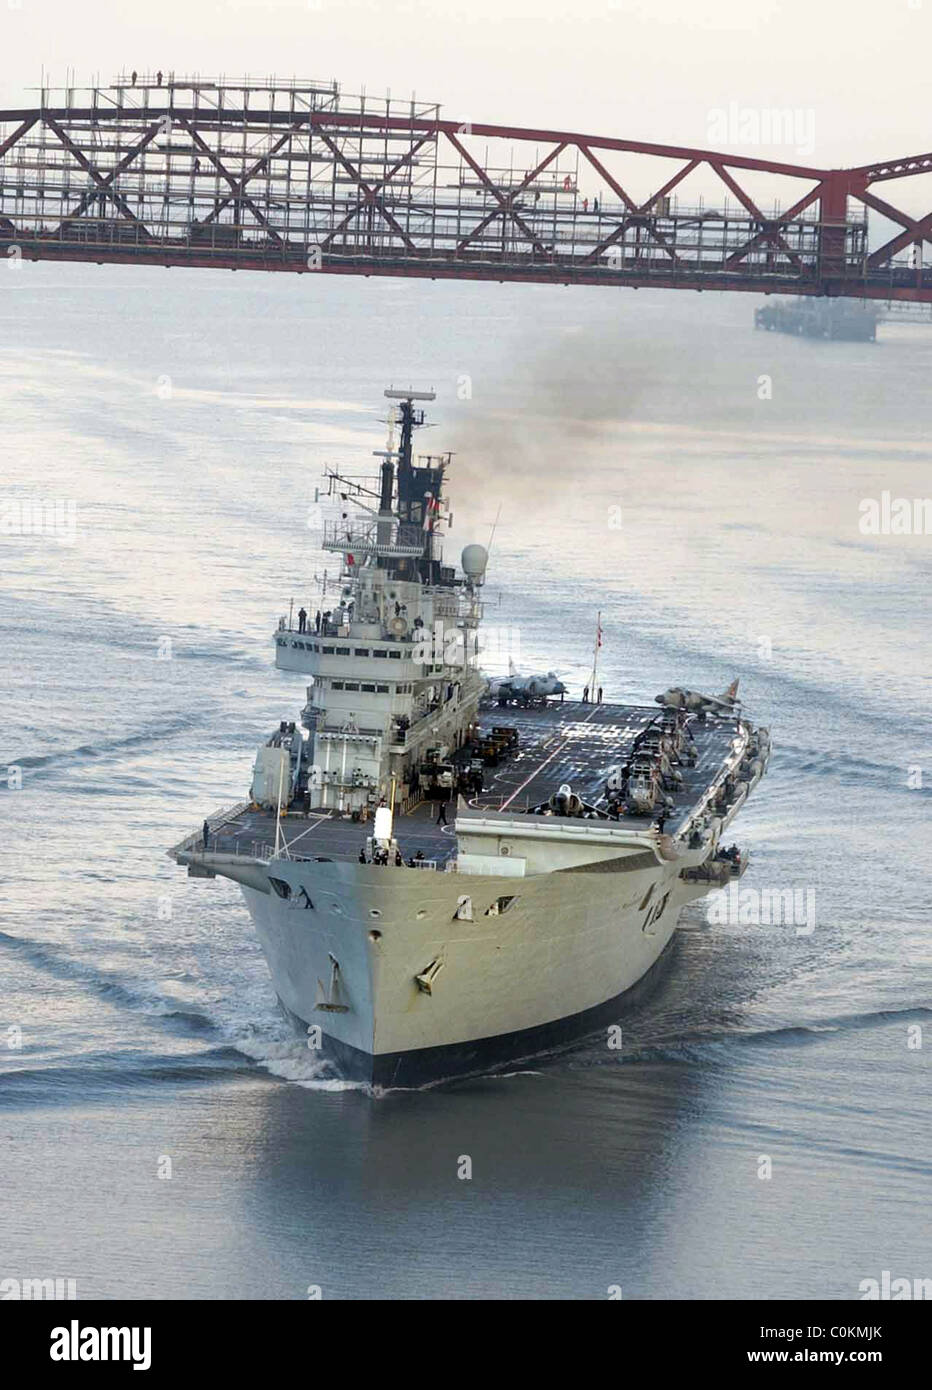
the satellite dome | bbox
[461,544,489,581]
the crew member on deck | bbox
[298,607,307,633]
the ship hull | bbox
[275,941,676,1087]
[241,854,706,1089]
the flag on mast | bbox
[423,492,439,531]
[589,610,602,699]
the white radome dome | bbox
[461,543,489,581]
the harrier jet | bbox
[655,679,740,716]
[487,666,567,703]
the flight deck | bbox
[173,700,740,871]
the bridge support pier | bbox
[817,172,854,290]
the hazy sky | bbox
[2,0,930,175]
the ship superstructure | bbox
[170,390,771,1088]
[265,388,487,823]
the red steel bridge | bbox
[2,75,932,302]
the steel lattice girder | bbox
[0,102,930,301]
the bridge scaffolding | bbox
[1,76,930,301]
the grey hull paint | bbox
[278,937,676,1088]
[240,851,699,1087]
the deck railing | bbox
[168,800,253,858]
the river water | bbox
[0,263,929,1298]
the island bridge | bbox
[2,75,931,302]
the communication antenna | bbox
[487,503,503,554]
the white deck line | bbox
[498,705,602,812]
[280,813,332,853]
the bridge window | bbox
[336,646,350,655]
[343,682,359,691]
[389,651,402,659]
[332,681,344,690]
[354,648,370,656]
[374,649,387,658]
[361,683,375,692]
[322,646,334,655]
[377,684,389,693]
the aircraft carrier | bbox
[170,389,771,1088]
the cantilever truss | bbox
[1,77,931,301]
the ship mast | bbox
[588,611,602,700]
[383,386,448,584]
